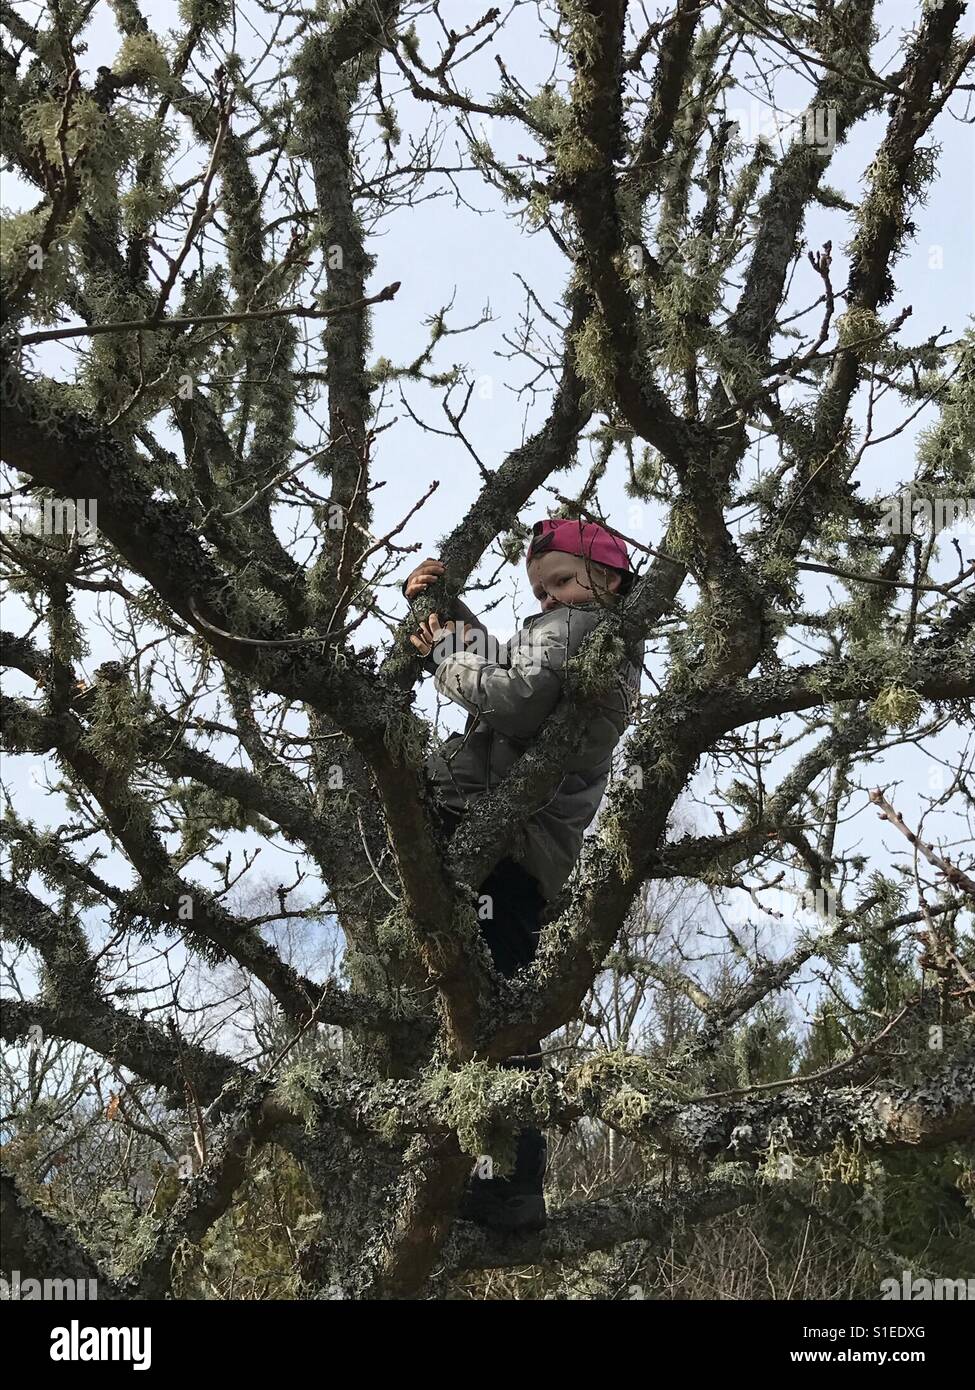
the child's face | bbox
[527,550,621,613]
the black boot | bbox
[459,1129,547,1233]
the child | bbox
[402,518,643,1231]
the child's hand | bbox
[410,612,473,658]
[404,558,446,601]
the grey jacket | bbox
[413,594,643,904]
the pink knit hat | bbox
[525,518,631,573]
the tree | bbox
[1,0,972,1301]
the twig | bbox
[869,789,975,899]
[355,810,400,903]
[16,283,402,346]
[690,1003,915,1103]
[796,560,970,602]
[151,78,233,321]
[187,594,364,649]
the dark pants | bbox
[437,804,547,1194]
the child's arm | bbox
[401,564,501,673]
[434,597,498,659]
[432,606,605,741]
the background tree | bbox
[1,0,972,1300]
